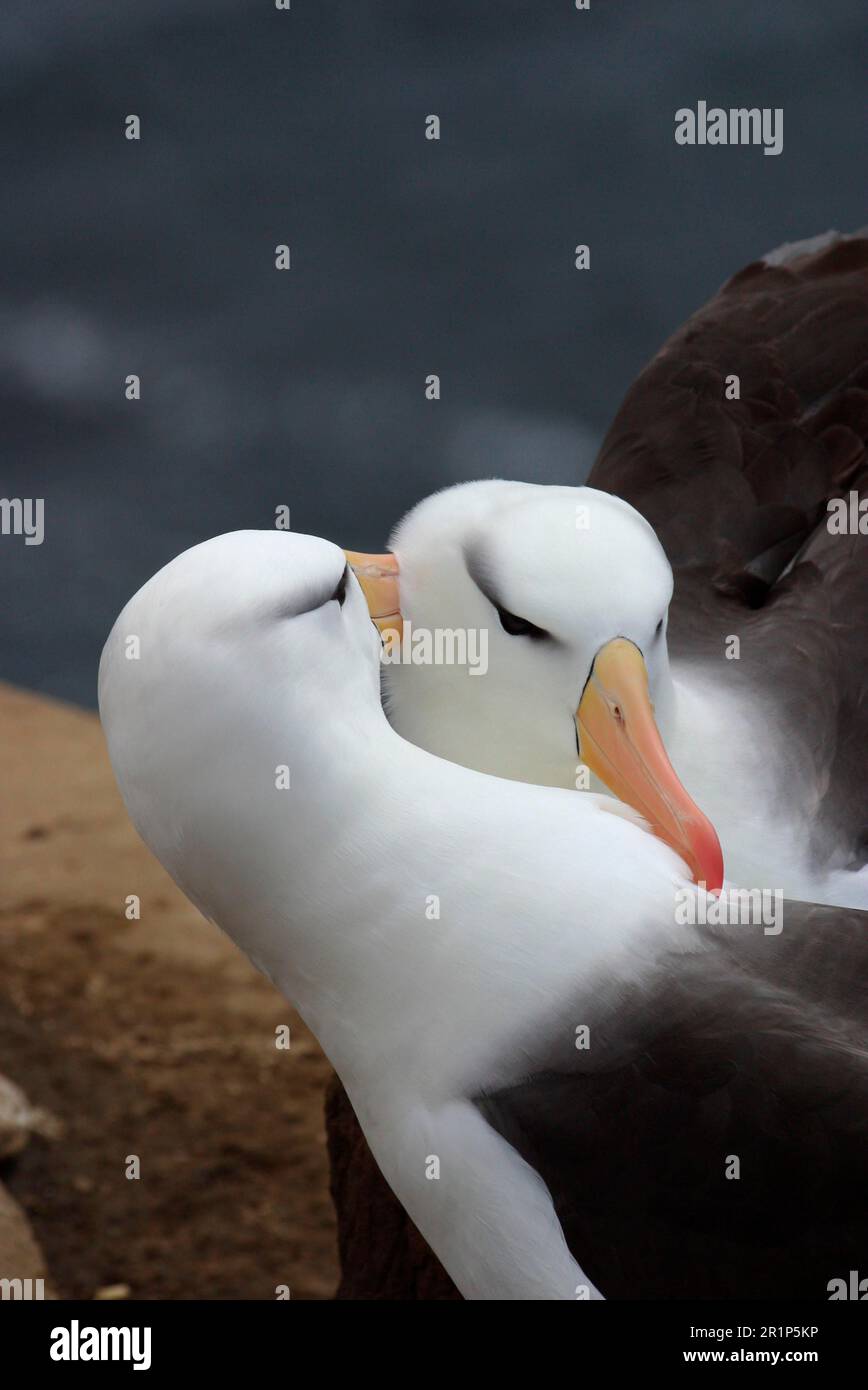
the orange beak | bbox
[344,551,404,641]
[576,638,723,890]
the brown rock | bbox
[0,1072,62,1159]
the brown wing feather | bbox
[589,232,868,866]
[589,231,868,582]
[476,903,868,1299]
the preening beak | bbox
[344,551,404,641]
[576,638,724,891]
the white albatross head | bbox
[98,531,386,925]
[345,480,723,890]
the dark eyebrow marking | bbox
[463,541,555,643]
[274,563,349,622]
[329,563,349,607]
[463,542,503,611]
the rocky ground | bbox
[0,683,338,1300]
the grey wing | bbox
[589,231,868,869]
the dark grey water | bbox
[2,0,865,705]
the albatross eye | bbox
[330,565,349,608]
[655,618,664,636]
[495,604,549,640]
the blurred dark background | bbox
[2,0,865,706]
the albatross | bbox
[345,231,868,908]
[99,529,868,1300]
